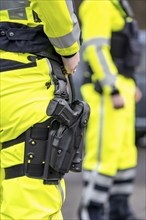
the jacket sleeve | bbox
[30,0,80,56]
[79,1,125,94]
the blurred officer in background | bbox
[0,0,81,219]
[77,0,142,220]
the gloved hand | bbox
[111,94,125,109]
[62,51,80,74]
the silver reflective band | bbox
[58,181,65,204]
[80,207,90,220]
[115,168,136,180]
[96,49,117,87]
[98,96,104,162]
[83,37,110,49]
[48,0,80,49]
[82,169,112,204]
[83,171,113,188]
[83,185,108,203]
[120,0,134,18]
[83,37,117,87]
[0,0,30,20]
[49,22,80,49]
[110,184,134,195]
[0,0,29,10]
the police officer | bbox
[0,0,81,219]
[77,0,142,220]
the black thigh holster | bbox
[24,121,63,184]
[24,98,90,184]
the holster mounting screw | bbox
[29,139,36,145]
[27,152,35,159]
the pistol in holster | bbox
[24,98,90,184]
[24,54,90,184]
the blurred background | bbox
[62,1,146,220]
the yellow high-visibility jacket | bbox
[79,0,127,94]
[0,0,80,56]
[0,0,80,142]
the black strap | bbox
[5,164,44,179]
[2,133,25,149]
[5,164,25,179]
[0,59,37,73]
[2,119,51,149]
[4,163,63,184]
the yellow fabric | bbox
[1,140,66,219]
[0,2,80,219]
[81,76,137,176]
[79,0,124,40]
[0,52,54,142]
[1,143,25,168]
[0,1,80,56]
[79,0,137,176]
[30,0,80,56]
[30,0,73,37]
[0,144,5,206]
[0,54,65,219]
[79,0,125,94]
[1,176,65,220]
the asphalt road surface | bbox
[62,146,146,220]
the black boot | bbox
[109,195,138,220]
[78,201,108,220]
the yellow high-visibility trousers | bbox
[81,75,137,176]
[0,51,65,220]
